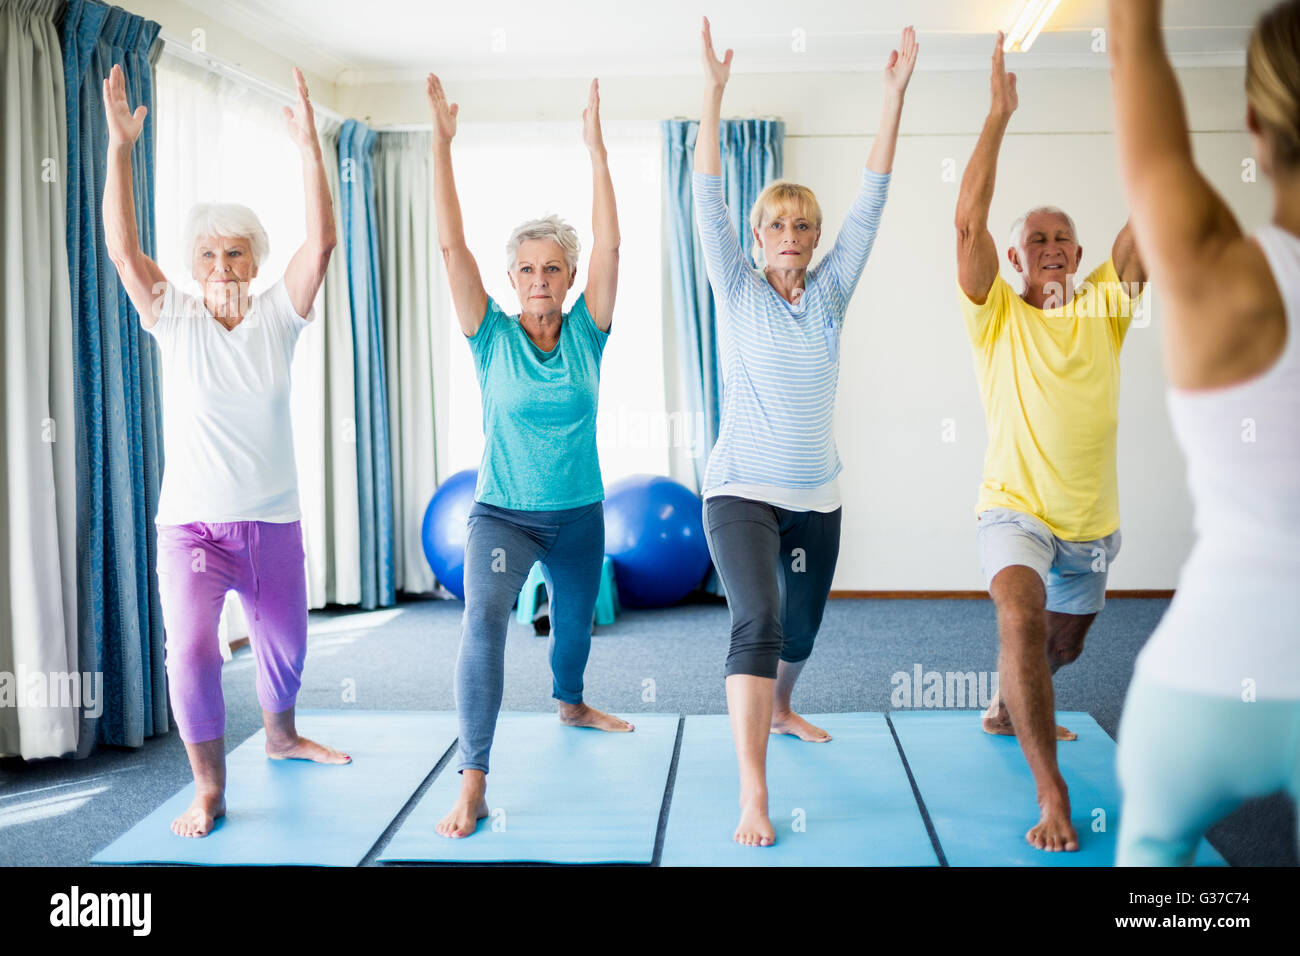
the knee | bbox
[732,599,781,646]
[164,628,222,674]
[1049,633,1086,666]
[727,601,782,675]
[780,629,816,665]
[995,602,1045,646]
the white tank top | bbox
[1134,224,1300,698]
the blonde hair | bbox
[1246,0,1300,169]
[749,180,822,267]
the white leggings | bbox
[1116,673,1300,866]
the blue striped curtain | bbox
[338,119,396,609]
[59,0,167,750]
[662,118,783,491]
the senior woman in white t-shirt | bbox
[102,64,348,839]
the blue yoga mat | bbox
[660,713,938,866]
[379,712,677,864]
[92,711,457,866]
[890,710,1227,866]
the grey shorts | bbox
[976,507,1122,615]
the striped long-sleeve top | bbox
[693,168,891,497]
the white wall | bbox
[120,0,341,111]
[343,66,1271,590]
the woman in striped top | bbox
[694,17,916,847]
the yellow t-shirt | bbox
[959,259,1141,541]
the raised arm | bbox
[1110,218,1148,286]
[694,16,732,177]
[955,33,1017,304]
[427,74,489,337]
[691,16,749,300]
[818,28,915,298]
[866,26,917,175]
[282,67,337,319]
[1107,0,1281,388]
[582,79,619,333]
[101,63,167,329]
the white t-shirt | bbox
[146,278,311,525]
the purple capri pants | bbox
[155,520,308,743]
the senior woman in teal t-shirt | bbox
[426,74,634,839]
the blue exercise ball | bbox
[422,469,479,600]
[604,474,711,608]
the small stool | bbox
[516,557,620,629]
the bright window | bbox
[443,121,667,484]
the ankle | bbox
[1037,779,1069,805]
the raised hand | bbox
[102,63,146,147]
[991,31,1019,116]
[582,78,605,155]
[883,26,919,97]
[427,73,459,144]
[701,16,733,89]
[282,67,319,153]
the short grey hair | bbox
[1008,205,1078,251]
[506,214,580,274]
[185,202,270,266]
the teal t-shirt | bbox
[467,292,609,510]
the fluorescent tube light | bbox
[1004,0,1063,52]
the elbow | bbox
[312,236,337,272]
[105,243,134,278]
[954,207,987,245]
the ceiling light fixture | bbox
[1003,0,1063,52]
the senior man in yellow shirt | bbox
[954,35,1148,854]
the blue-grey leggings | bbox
[703,495,843,679]
[455,500,604,773]
[1116,674,1300,865]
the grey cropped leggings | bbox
[702,495,843,679]
[455,500,605,774]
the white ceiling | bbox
[176,0,1272,84]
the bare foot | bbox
[735,788,775,847]
[558,701,635,732]
[437,771,489,839]
[171,791,225,838]
[982,701,1076,741]
[1026,786,1078,852]
[770,710,832,742]
[265,735,352,764]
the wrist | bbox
[107,139,134,155]
[882,87,905,108]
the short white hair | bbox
[506,214,579,274]
[184,202,270,266]
[1008,205,1078,251]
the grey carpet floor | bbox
[0,597,1293,866]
